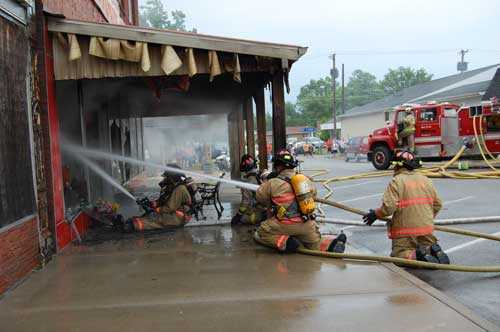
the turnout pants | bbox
[256,217,334,251]
[133,212,187,231]
[399,128,415,152]
[391,234,437,259]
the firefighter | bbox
[362,150,450,264]
[254,150,347,253]
[398,108,416,153]
[231,154,266,225]
[124,166,195,232]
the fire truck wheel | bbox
[372,145,391,170]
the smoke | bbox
[143,114,228,164]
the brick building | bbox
[0,0,138,295]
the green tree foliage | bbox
[285,102,305,126]
[295,76,334,126]
[380,66,433,95]
[139,0,197,32]
[345,70,384,109]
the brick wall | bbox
[0,217,40,294]
[43,0,107,23]
[43,0,127,25]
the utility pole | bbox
[341,63,345,115]
[331,53,337,140]
[457,49,469,73]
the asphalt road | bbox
[300,155,500,327]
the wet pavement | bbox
[303,155,500,327]
[0,223,497,331]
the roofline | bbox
[338,92,484,119]
[47,18,308,60]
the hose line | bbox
[253,234,500,273]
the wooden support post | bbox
[254,87,268,170]
[272,70,286,152]
[237,105,245,157]
[228,108,242,179]
[244,97,255,157]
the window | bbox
[469,106,483,117]
[444,108,457,117]
[384,111,391,122]
[419,108,437,121]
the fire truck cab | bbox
[367,99,500,170]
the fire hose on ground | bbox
[271,197,500,273]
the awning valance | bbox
[48,18,307,82]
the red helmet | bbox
[392,150,421,170]
[240,154,257,172]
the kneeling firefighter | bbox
[362,151,450,264]
[124,165,195,232]
[231,154,266,225]
[254,150,347,253]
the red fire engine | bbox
[367,99,500,169]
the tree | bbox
[139,0,197,32]
[380,66,433,95]
[344,70,384,110]
[296,77,335,126]
[285,102,306,126]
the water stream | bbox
[61,142,260,193]
[62,145,137,201]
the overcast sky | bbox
[143,0,500,101]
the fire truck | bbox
[367,99,500,170]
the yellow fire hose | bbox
[254,197,500,272]
[296,197,500,272]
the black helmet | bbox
[272,149,298,169]
[160,164,186,186]
[240,154,257,172]
[392,150,422,170]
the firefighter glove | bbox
[363,209,377,226]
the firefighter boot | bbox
[285,236,301,253]
[416,246,439,263]
[328,232,347,253]
[430,244,450,265]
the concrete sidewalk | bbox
[0,225,498,332]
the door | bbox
[441,108,461,156]
[415,107,442,157]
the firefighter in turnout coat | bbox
[126,168,194,231]
[254,150,347,253]
[231,154,265,225]
[363,151,450,264]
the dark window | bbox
[419,108,437,121]
[0,17,36,228]
[469,106,483,117]
[384,111,391,122]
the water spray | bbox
[61,142,260,192]
[61,145,136,201]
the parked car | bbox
[305,136,325,149]
[345,136,369,162]
[294,141,306,154]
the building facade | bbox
[0,0,138,295]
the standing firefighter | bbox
[362,151,450,264]
[125,166,195,231]
[398,108,416,152]
[231,154,265,225]
[254,150,347,253]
